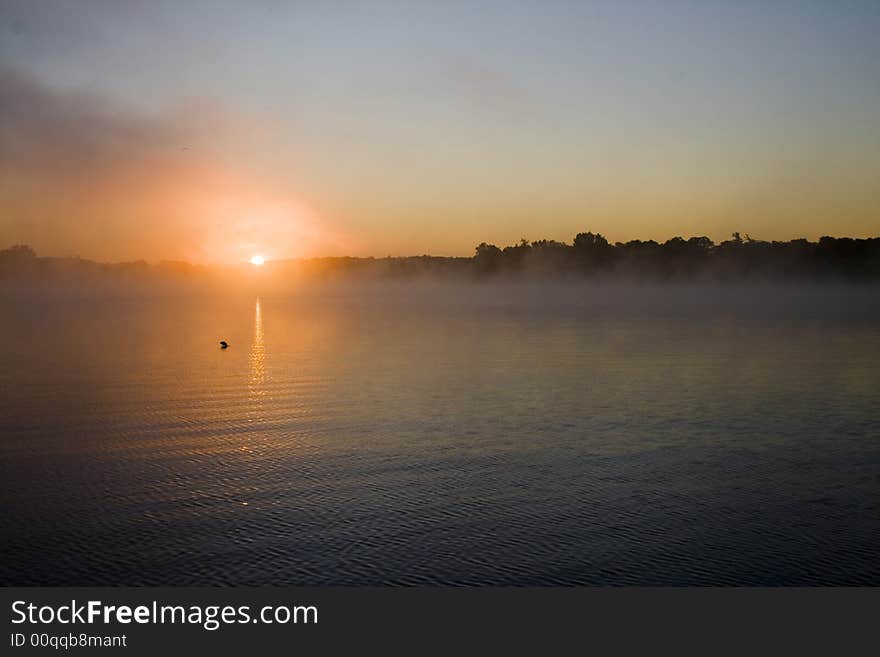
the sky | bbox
[1,0,879,263]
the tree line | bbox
[3,233,880,282]
[469,232,880,280]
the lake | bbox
[1,283,878,585]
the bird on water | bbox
[220,341,229,349]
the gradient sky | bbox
[1,0,879,263]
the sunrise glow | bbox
[249,255,265,266]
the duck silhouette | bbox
[219,341,229,349]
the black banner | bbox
[2,588,875,654]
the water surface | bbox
[1,284,878,585]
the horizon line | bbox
[5,231,880,267]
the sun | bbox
[249,255,265,266]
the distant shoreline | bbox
[3,232,880,283]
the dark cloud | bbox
[0,65,332,264]
[0,66,231,260]
[0,65,200,181]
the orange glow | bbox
[249,255,265,266]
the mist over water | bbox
[1,282,878,585]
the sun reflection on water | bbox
[249,297,265,400]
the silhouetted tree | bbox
[474,242,503,273]
[572,232,613,271]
